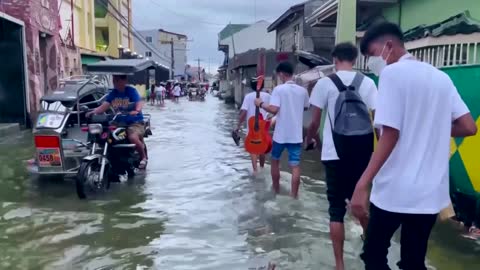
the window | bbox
[64,57,70,69]
[145,51,152,57]
[293,24,300,50]
[146,36,153,43]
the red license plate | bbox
[37,148,62,167]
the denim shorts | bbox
[271,141,302,166]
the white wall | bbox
[219,21,276,58]
[134,30,171,69]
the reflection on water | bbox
[0,97,479,269]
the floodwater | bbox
[0,96,479,269]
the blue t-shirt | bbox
[105,86,144,124]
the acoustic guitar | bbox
[244,77,272,155]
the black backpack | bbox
[327,73,374,161]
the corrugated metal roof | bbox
[218,24,250,41]
[267,1,307,32]
[404,11,480,42]
[86,59,157,75]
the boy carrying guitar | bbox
[234,76,271,173]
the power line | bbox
[149,0,225,27]
[97,0,171,64]
[101,0,170,62]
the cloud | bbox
[133,0,302,71]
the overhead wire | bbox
[148,0,226,27]
[97,0,171,64]
[102,0,171,63]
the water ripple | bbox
[0,97,478,269]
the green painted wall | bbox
[336,0,357,44]
[382,0,480,31]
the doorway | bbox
[0,14,27,125]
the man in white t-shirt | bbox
[306,42,377,270]
[173,83,181,102]
[255,62,310,198]
[161,83,167,102]
[351,22,477,270]
[236,76,271,173]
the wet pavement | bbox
[0,96,479,269]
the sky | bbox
[132,0,303,73]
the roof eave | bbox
[267,3,305,32]
[306,0,338,27]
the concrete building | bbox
[218,21,276,59]
[1,0,64,125]
[267,0,335,62]
[59,0,134,74]
[306,0,480,70]
[185,65,206,82]
[59,0,93,76]
[94,0,133,58]
[217,21,276,103]
[59,0,96,54]
[135,29,188,79]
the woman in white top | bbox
[155,83,166,105]
[173,83,181,102]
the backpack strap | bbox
[349,72,365,91]
[326,74,347,131]
[328,74,347,92]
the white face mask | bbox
[367,56,387,76]
[367,44,391,76]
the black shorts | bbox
[323,158,369,223]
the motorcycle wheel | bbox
[76,159,110,199]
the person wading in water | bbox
[306,42,378,270]
[351,22,477,270]
[255,62,309,198]
[235,76,271,173]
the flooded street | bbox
[1,96,479,269]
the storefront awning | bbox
[81,54,106,65]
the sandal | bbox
[461,226,480,240]
[139,159,148,169]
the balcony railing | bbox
[355,40,480,72]
[410,42,480,68]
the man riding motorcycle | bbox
[86,75,148,169]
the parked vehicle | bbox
[75,111,151,199]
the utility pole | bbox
[161,37,193,80]
[194,58,202,82]
[170,38,175,79]
[160,38,175,79]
